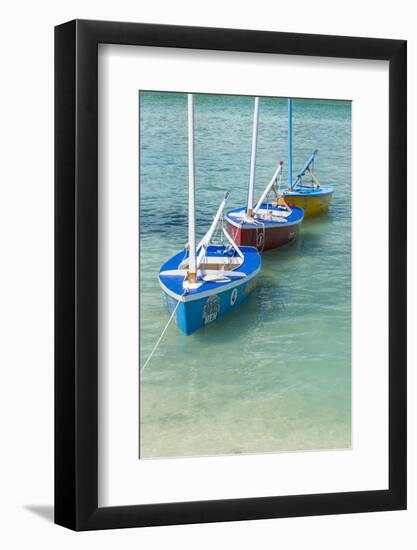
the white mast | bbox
[247,96,260,218]
[187,93,197,285]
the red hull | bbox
[226,220,300,251]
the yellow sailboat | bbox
[283,99,333,217]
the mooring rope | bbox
[140,249,188,376]
[140,293,186,376]
[253,218,266,253]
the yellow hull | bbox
[286,192,333,217]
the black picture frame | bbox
[55,19,407,531]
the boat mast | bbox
[187,94,197,284]
[288,98,293,189]
[247,96,259,218]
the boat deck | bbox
[284,185,333,197]
[226,203,304,229]
[159,245,261,301]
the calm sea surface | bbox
[139,92,351,458]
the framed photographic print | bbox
[55,19,406,530]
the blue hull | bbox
[162,276,258,335]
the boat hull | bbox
[225,204,304,252]
[161,276,258,335]
[226,221,300,251]
[284,187,333,217]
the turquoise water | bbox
[139,92,351,459]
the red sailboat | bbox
[225,97,304,252]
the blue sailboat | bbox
[158,94,261,335]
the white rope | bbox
[140,294,185,376]
[253,218,266,253]
[141,249,188,376]
[260,221,266,253]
